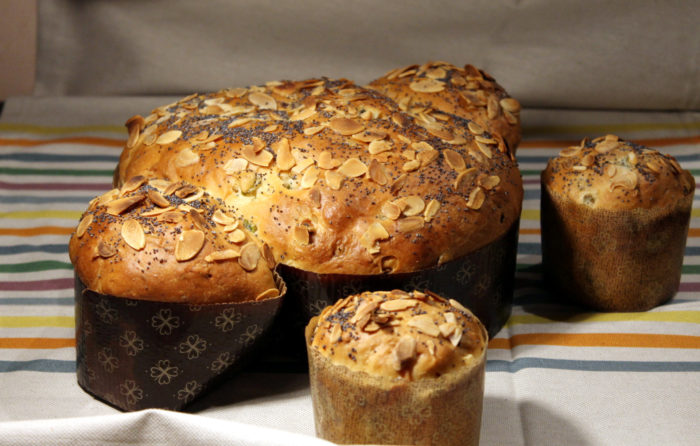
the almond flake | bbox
[381,201,402,220]
[560,146,582,158]
[121,219,145,250]
[175,148,199,168]
[156,130,182,145]
[224,158,249,174]
[273,138,295,171]
[605,164,617,178]
[175,230,205,261]
[368,159,388,185]
[444,149,466,172]
[479,175,501,190]
[255,288,279,301]
[300,166,320,189]
[407,315,440,337]
[318,151,340,170]
[106,194,145,215]
[505,111,519,125]
[467,121,484,135]
[424,199,440,222]
[368,139,393,155]
[205,248,240,262]
[449,299,470,314]
[147,189,170,207]
[487,96,500,119]
[439,322,457,338]
[212,209,237,226]
[352,129,388,143]
[360,221,390,254]
[242,145,273,167]
[397,216,424,233]
[402,159,420,172]
[238,242,260,271]
[380,299,419,311]
[416,148,439,166]
[303,125,325,136]
[291,106,317,121]
[121,175,147,195]
[338,158,368,177]
[449,328,463,347]
[392,335,417,371]
[76,214,93,238]
[500,97,521,113]
[125,115,145,148]
[140,206,173,217]
[248,92,277,110]
[466,187,486,210]
[97,241,116,258]
[329,117,365,136]
[390,174,407,195]
[402,196,425,216]
[595,140,619,153]
[646,160,663,174]
[228,229,246,243]
[476,141,493,159]
[409,78,445,93]
[325,170,344,190]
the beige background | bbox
[2,1,699,109]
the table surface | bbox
[0,97,698,446]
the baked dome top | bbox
[307,289,488,380]
[68,177,279,303]
[542,135,695,211]
[115,70,523,275]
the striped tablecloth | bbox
[0,97,698,445]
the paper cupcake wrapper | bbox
[74,273,285,411]
[274,220,519,359]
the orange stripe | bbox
[519,135,700,149]
[0,338,75,349]
[0,226,74,236]
[519,228,541,235]
[689,228,700,238]
[0,137,124,147]
[489,333,700,349]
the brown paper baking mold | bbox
[74,273,285,411]
[541,187,692,311]
[275,219,519,357]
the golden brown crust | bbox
[307,289,488,380]
[368,61,522,154]
[541,136,695,311]
[114,75,523,275]
[305,289,487,445]
[68,178,279,303]
[541,135,695,211]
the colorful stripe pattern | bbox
[1,118,699,377]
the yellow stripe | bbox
[507,311,700,327]
[0,316,74,328]
[523,121,700,136]
[0,210,82,220]
[0,123,124,135]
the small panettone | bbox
[541,135,695,311]
[305,289,488,446]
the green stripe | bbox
[0,167,113,176]
[0,260,73,273]
[0,123,124,135]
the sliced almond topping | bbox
[381,201,402,220]
[466,187,486,210]
[147,189,170,207]
[572,165,587,171]
[121,175,146,195]
[242,145,273,167]
[580,153,596,167]
[500,97,521,113]
[439,322,457,338]
[175,148,199,168]
[121,219,145,250]
[368,139,393,155]
[416,148,439,166]
[444,149,466,172]
[324,170,344,190]
[380,298,419,312]
[444,312,457,325]
[479,175,501,190]
[338,158,368,178]
[368,159,389,185]
[407,315,440,337]
[76,214,93,238]
[628,151,638,166]
[402,159,421,172]
[392,335,417,371]
[397,216,425,233]
[646,160,663,174]
[238,171,257,193]
[476,141,493,159]
[360,221,390,254]
[560,146,582,157]
[300,166,320,189]
[291,106,317,121]
[175,230,205,262]
[352,129,388,143]
[409,78,445,93]
[449,298,470,314]
[224,158,249,174]
[402,149,416,161]
[303,125,325,136]
[222,222,240,232]
[212,209,237,226]
[248,92,277,110]
[402,196,425,216]
[156,130,182,145]
[125,115,145,148]
[487,95,501,119]
[390,174,407,195]
[228,117,253,128]
[364,321,381,333]
[140,206,174,217]
[424,199,440,222]
[504,111,519,125]
[467,121,484,135]
[449,328,463,347]
[350,300,379,324]
[595,140,619,153]
[228,229,246,243]
[255,288,279,301]
[204,248,240,262]
[605,164,617,178]
[251,137,266,153]
[317,151,341,170]
[238,242,260,271]
[329,117,364,136]
[106,194,145,215]
[293,226,310,245]
[291,152,315,174]
[269,138,294,171]
[330,324,342,343]
[97,241,116,258]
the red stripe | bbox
[0,278,73,291]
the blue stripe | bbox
[0,360,75,373]
[0,297,74,305]
[0,195,93,204]
[0,244,68,255]
[0,153,119,163]
[486,358,700,373]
